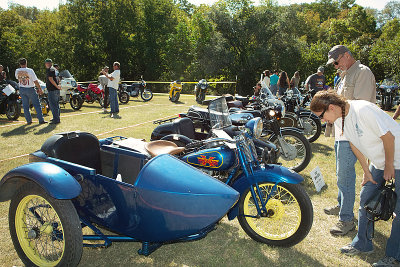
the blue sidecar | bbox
[0,131,239,266]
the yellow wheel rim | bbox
[15,195,65,266]
[243,184,302,240]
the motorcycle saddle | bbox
[145,140,185,157]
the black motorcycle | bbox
[0,81,21,120]
[122,76,153,102]
[280,88,322,143]
[195,79,208,104]
[376,79,399,111]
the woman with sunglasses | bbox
[322,45,377,237]
[310,90,400,266]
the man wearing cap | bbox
[45,58,61,124]
[15,58,47,125]
[323,45,376,238]
[305,67,326,97]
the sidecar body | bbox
[0,131,239,256]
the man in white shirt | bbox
[101,62,120,118]
[15,58,47,125]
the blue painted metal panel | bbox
[227,164,304,220]
[181,146,235,171]
[0,162,81,200]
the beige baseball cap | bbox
[326,45,350,65]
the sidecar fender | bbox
[227,165,304,220]
[0,162,81,202]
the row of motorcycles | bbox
[169,79,209,103]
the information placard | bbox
[310,166,326,192]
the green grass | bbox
[0,94,395,266]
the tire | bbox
[196,91,205,104]
[6,101,21,120]
[238,182,313,246]
[119,92,130,104]
[384,98,391,111]
[40,98,49,116]
[267,129,311,173]
[70,95,83,110]
[299,114,321,143]
[9,182,82,266]
[141,89,153,101]
[279,113,298,128]
[171,92,180,102]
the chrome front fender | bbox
[227,164,304,220]
[0,162,82,202]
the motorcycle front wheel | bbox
[141,89,153,101]
[6,100,21,120]
[299,114,321,143]
[170,92,180,102]
[119,91,130,104]
[238,182,313,247]
[9,182,83,266]
[267,129,311,173]
[70,95,83,110]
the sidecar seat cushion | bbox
[41,131,102,174]
[145,140,185,157]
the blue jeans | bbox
[19,87,44,123]
[109,87,119,114]
[270,84,278,96]
[279,86,287,96]
[335,141,357,222]
[48,90,60,123]
[351,165,400,260]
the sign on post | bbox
[310,166,326,192]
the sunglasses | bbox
[318,108,327,119]
[334,54,344,65]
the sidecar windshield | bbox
[208,97,232,129]
[59,70,73,78]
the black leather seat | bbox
[41,131,102,174]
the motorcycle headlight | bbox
[387,88,392,93]
[269,110,276,117]
[245,117,263,138]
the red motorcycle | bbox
[71,83,105,110]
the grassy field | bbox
[0,93,395,267]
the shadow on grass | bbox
[311,142,334,156]
[78,222,326,267]
[1,124,40,137]
[34,123,57,135]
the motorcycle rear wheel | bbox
[6,100,21,120]
[238,182,313,247]
[141,89,153,101]
[70,95,83,110]
[9,182,83,266]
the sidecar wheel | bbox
[9,182,82,267]
[238,182,313,247]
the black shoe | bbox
[49,121,60,124]
[26,121,32,125]
[39,120,48,124]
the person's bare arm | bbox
[381,131,395,181]
[48,76,61,89]
[393,106,400,120]
[33,80,43,95]
[102,71,114,81]
[349,142,377,186]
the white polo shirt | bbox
[107,70,120,89]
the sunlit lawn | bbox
[0,94,395,266]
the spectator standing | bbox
[310,91,399,266]
[277,71,290,96]
[305,67,326,97]
[102,62,120,118]
[290,71,300,88]
[323,45,376,236]
[269,70,279,96]
[45,59,61,124]
[100,66,109,112]
[15,58,47,125]
[260,70,270,88]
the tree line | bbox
[1,0,400,95]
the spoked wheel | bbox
[70,95,83,110]
[268,129,311,173]
[9,182,82,267]
[238,182,313,246]
[299,114,321,143]
[119,92,130,104]
[6,101,21,120]
[141,89,153,101]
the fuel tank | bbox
[181,146,236,171]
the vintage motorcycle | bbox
[376,79,399,110]
[0,125,313,265]
[0,82,21,120]
[195,79,208,104]
[169,80,182,102]
[73,83,105,110]
[280,88,322,143]
[121,76,153,102]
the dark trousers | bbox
[104,86,109,108]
